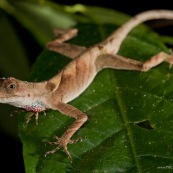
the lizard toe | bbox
[44,135,79,160]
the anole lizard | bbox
[1,10,173,159]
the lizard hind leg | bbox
[96,51,173,72]
[141,51,173,71]
[53,28,78,43]
[47,28,86,59]
[140,52,173,72]
[96,54,144,71]
[47,42,86,59]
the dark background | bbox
[1,1,173,172]
[57,0,173,15]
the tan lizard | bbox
[0,10,173,159]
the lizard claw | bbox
[44,135,81,160]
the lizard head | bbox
[0,77,51,107]
[0,77,41,106]
[0,77,52,111]
[0,77,54,110]
[0,77,26,103]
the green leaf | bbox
[18,19,173,173]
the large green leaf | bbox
[1,0,173,172]
[18,19,173,173]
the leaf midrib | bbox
[110,69,142,173]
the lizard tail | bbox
[102,10,173,54]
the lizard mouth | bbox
[0,95,20,103]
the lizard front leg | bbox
[45,102,88,159]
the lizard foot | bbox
[44,135,80,160]
[26,111,46,125]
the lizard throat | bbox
[21,101,46,112]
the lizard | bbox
[1,10,173,160]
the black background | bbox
[1,1,173,172]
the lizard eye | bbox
[8,83,16,89]
[5,78,18,94]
